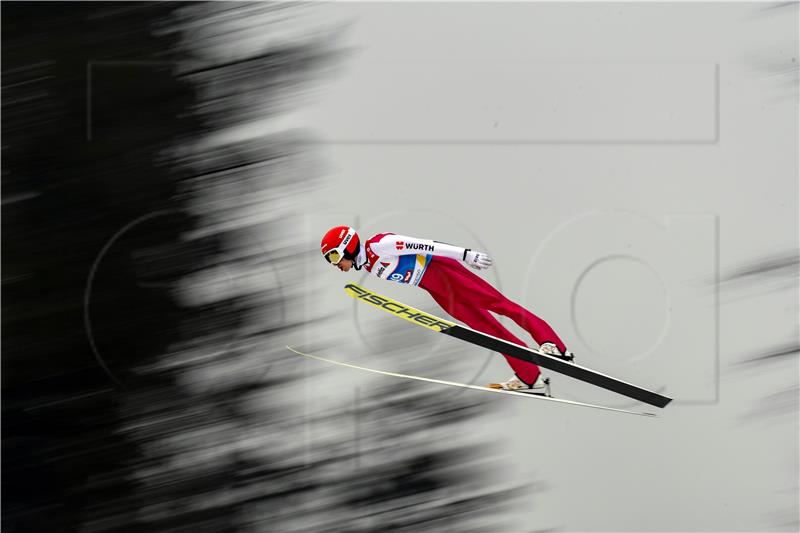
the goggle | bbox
[324,249,345,265]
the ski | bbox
[344,283,672,409]
[287,346,656,417]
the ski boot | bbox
[539,342,575,363]
[487,374,551,397]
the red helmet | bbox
[320,226,360,265]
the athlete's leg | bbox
[486,295,567,353]
[432,258,568,353]
[420,258,541,385]
[452,303,542,385]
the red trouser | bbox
[419,257,567,385]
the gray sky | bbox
[297,3,798,531]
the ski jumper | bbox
[358,233,568,385]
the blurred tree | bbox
[2,3,220,531]
[3,3,528,532]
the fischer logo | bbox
[346,284,454,331]
[404,242,434,252]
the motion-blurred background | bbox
[2,3,798,532]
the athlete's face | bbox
[336,258,353,272]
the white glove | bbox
[463,249,493,270]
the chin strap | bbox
[353,243,367,271]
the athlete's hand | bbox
[464,250,493,270]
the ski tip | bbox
[343,283,363,294]
[287,345,305,357]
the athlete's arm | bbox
[371,234,493,270]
